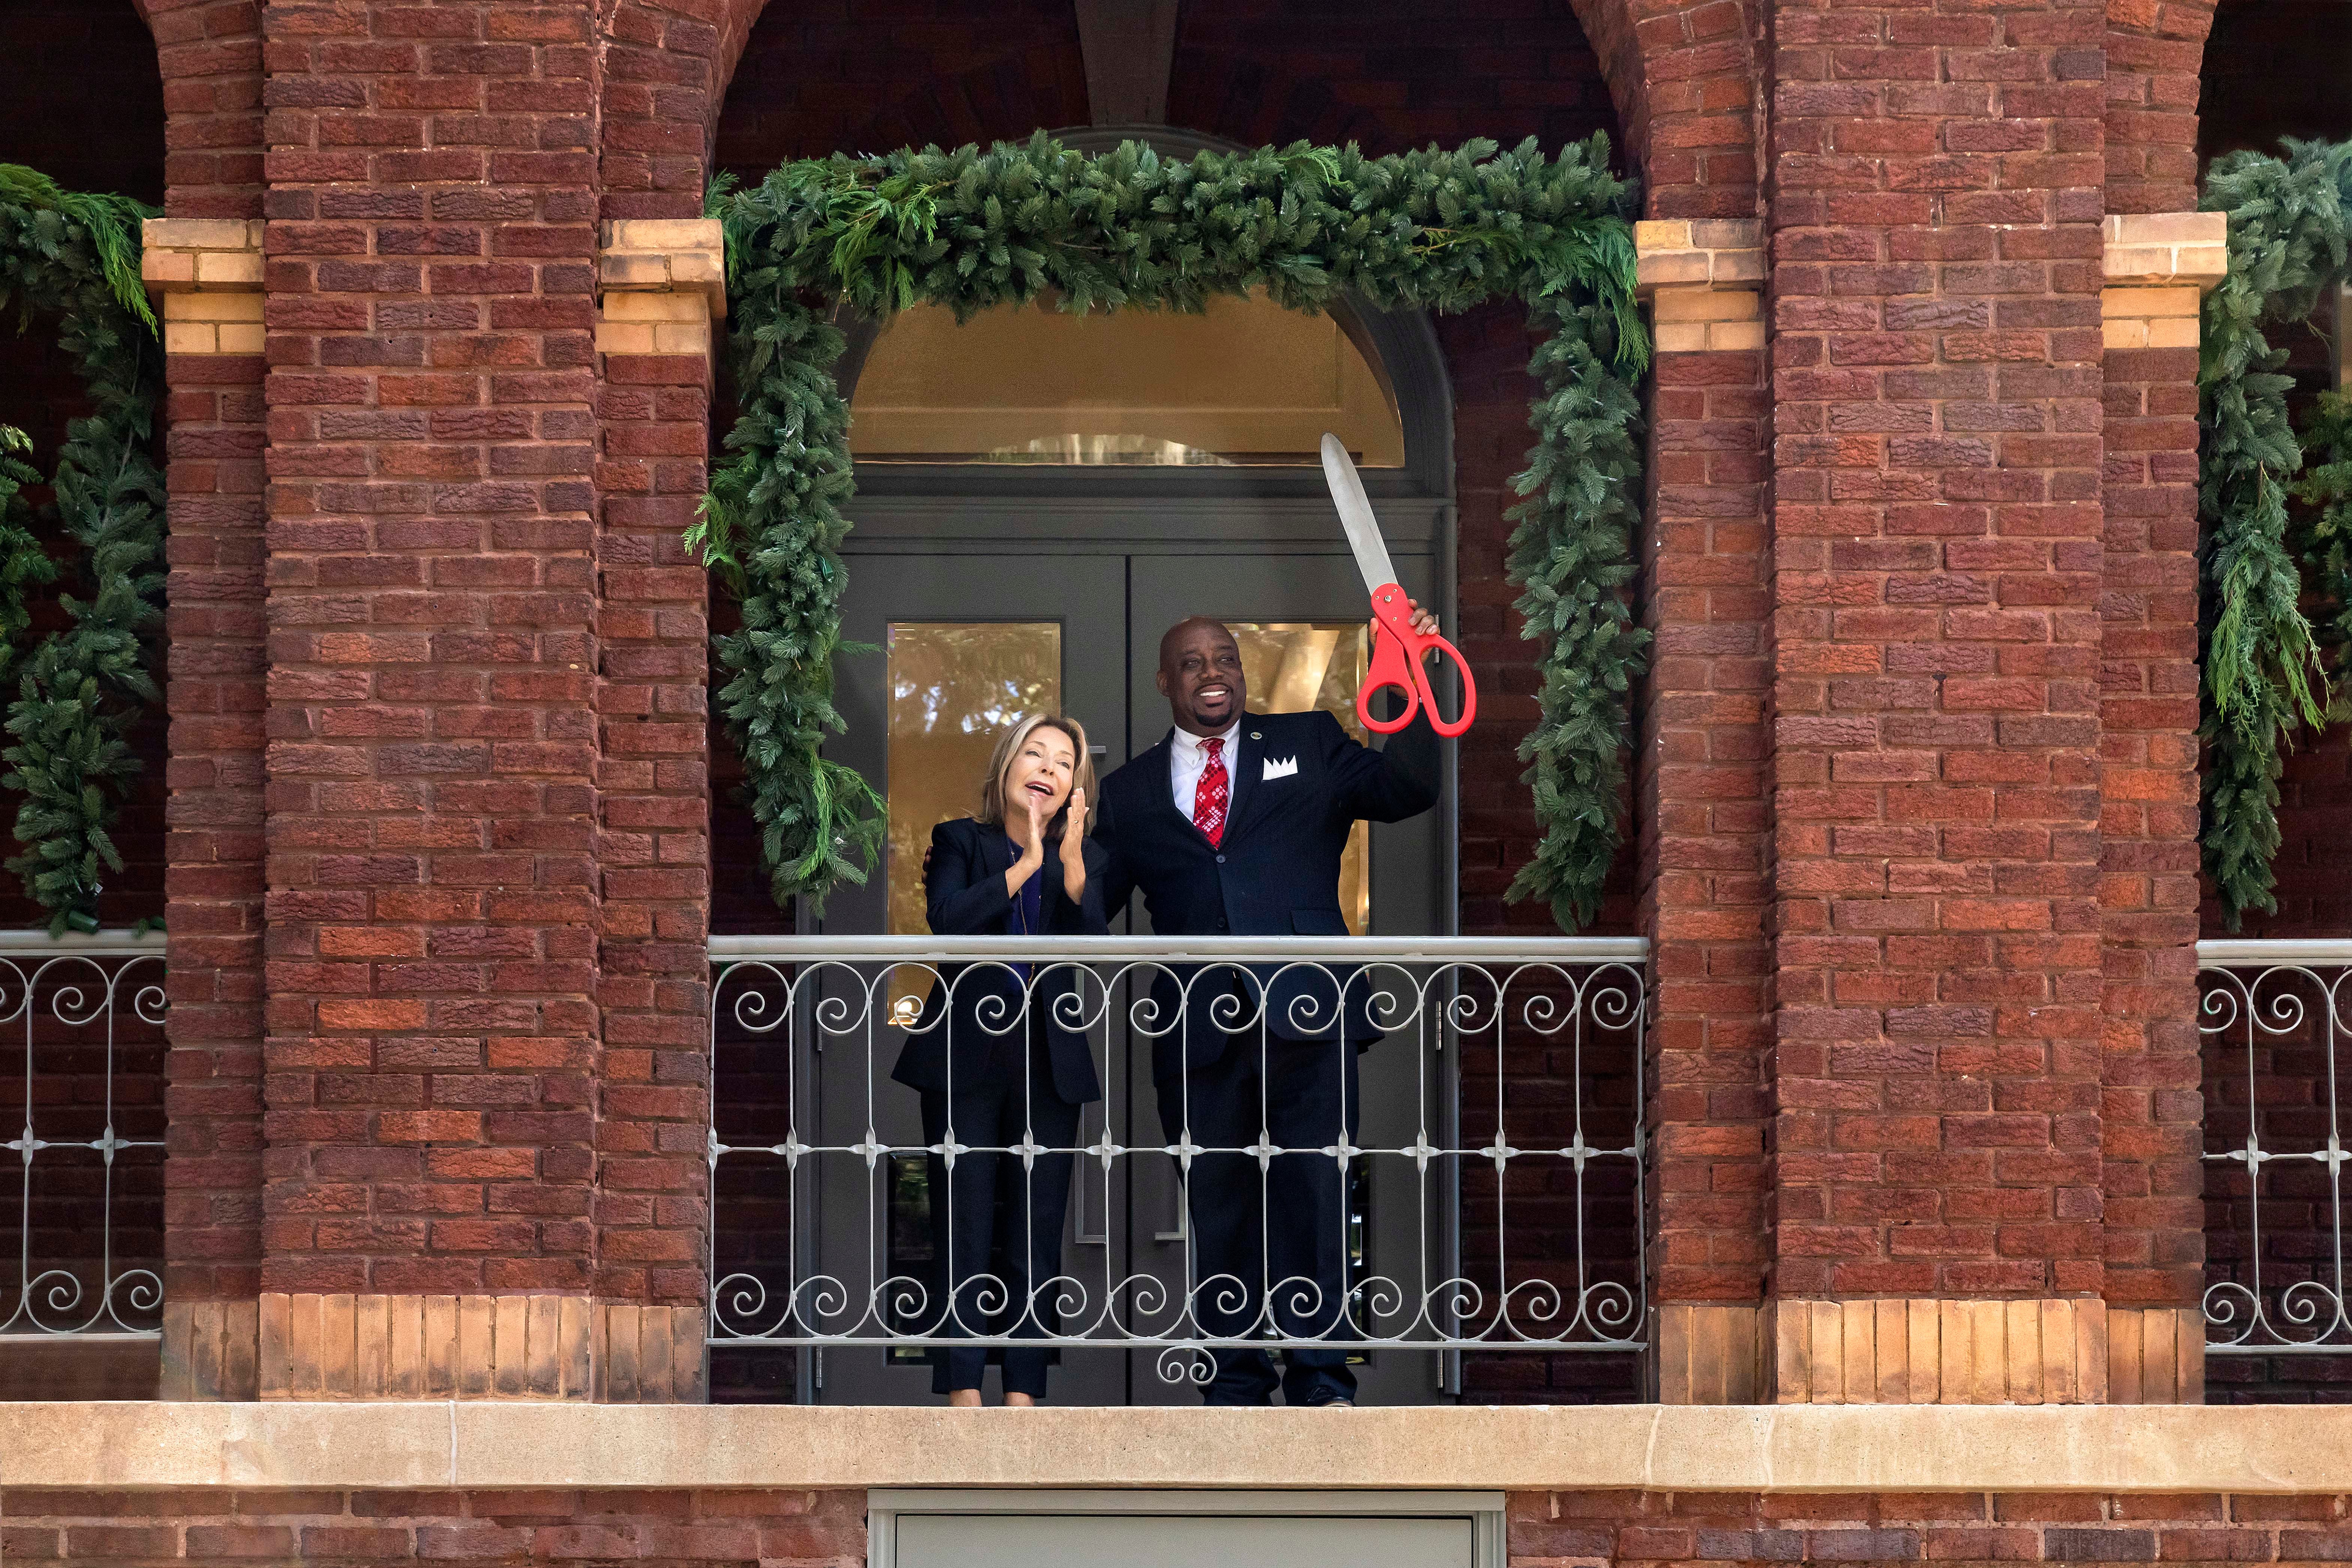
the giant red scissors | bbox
[1319,433,1478,738]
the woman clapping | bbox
[891,714,1109,1405]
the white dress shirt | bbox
[1167,720,1243,820]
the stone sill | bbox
[3,1403,2349,1494]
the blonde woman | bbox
[891,714,1109,1406]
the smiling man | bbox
[1094,612,1443,1408]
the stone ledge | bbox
[140,218,263,294]
[599,217,726,317]
[2104,211,2228,289]
[4,1402,2351,1493]
[1633,218,1765,295]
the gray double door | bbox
[805,509,1455,1406]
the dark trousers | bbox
[917,1040,1081,1399]
[1157,1028,1362,1406]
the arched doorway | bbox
[782,127,1461,1408]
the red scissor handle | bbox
[1356,583,1477,738]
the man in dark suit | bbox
[1095,613,1442,1407]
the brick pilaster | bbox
[256,0,603,1354]
[592,221,718,1348]
[148,216,269,1402]
[2098,213,2223,1389]
[1637,221,1776,1403]
[1765,0,2111,1396]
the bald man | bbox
[1092,612,1442,1408]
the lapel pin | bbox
[1251,731,1261,740]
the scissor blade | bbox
[1320,432,1397,592]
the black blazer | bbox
[1095,707,1440,1083]
[890,815,1109,1107]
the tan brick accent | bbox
[253,1292,706,1402]
[2102,211,2228,288]
[2105,1306,2207,1404]
[596,290,715,357]
[1635,219,1766,354]
[142,218,263,356]
[2101,212,2226,351]
[597,218,724,358]
[1634,219,1768,291]
[1654,1303,1767,1404]
[160,290,264,356]
[1768,1299,2108,1405]
[2101,286,2202,351]
[159,1299,260,1402]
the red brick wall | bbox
[1643,343,1774,1318]
[594,349,714,1311]
[1508,1489,2352,1563]
[2098,323,2205,1315]
[257,1,604,1297]
[0,1489,867,1565]
[156,0,271,1317]
[12,1486,2352,1565]
[1767,0,2110,1300]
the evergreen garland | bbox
[2292,389,2352,685]
[0,165,164,933]
[706,133,1648,926]
[0,425,61,673]
[2198,139,2352,923]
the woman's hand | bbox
[1004,792,1048,897]
[1058,787,1089,900]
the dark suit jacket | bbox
[890,815,1110,1107]
[1095,706,1441,1083]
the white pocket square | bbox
[1261,756,1298,781]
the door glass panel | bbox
[885,622,1063,1017]
[1227,622,1372,935]
[849,291,1405,467]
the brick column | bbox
[256,0,605,1399]
[147,218,269,1402]
[1764,0,2114,1402]
[592,220,721,1398]
[2098,211,2225,1403]
[1635,221,1777,1403]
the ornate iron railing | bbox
[708,936,1647,1381]
[1,932,167,1337]
[2199,939,2352,1355]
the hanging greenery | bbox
[703,133,1648,928]
[0,165,165,933]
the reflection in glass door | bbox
[882,622,1063,1023]
[1228,622,1371,935]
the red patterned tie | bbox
[1192,737,1228,847]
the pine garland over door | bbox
[0,165,165,934]
[700,134,1649,931]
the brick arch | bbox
[600,0,754,219]
[1561,0,1762,219]
[145,0,263,218]
[658,0,1763,220]
[2107,0,2219,215]
[607,0,1094,214]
